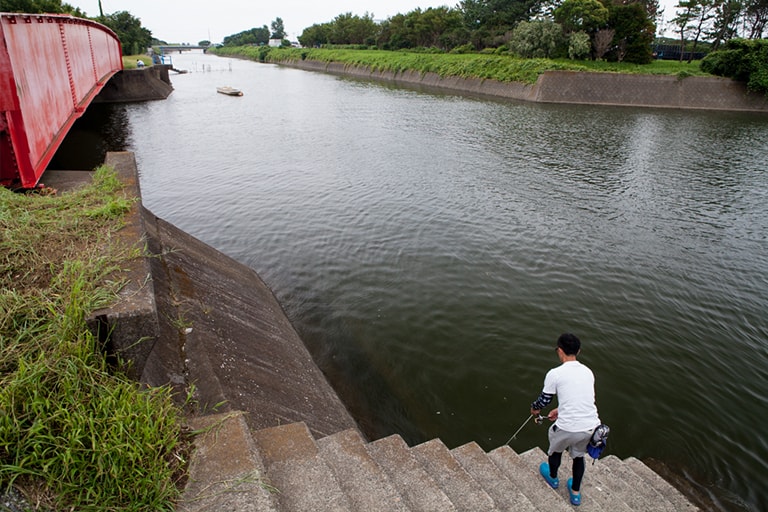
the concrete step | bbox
[585,455,668,512]
[411,438,497,511]
[366,434,457,512]
[451,441,537,511]
[581,456,635,512]
[178,412,278,512]
[623,457,700,511]
[251,422,351,511]
[601,455,678,512]
[492,447,571,512]
[189,418,701,512]
[316,429,409,512]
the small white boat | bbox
[217,86,243,96]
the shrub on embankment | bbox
[0,167,185,511]
[209,45,711,84]
[701,38,768,95]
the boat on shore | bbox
[217,86,243,96]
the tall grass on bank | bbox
[210,46,710,84]
[0,166,185,511]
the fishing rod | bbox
[506,414,549,445]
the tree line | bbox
[221,18,288,47]
[667,0,767,58]
[292,0,766,64]
[296,1,657,63]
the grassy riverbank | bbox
[210,46,710,84]
[123,54,152,69]
[0,167,185,511]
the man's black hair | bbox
[557,332,581,355]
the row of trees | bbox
[291,0,766,63]
[667,0,768,59]
[222,18,287,47]
[503,2,655,61]
[97,10,153,55]
[296,0,658,63]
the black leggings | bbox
[548,452,586,492]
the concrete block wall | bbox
[277,59,768,113]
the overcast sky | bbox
[68,1,681,44]
[68,1,454,44]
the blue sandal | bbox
[539,462,559,489]
[567,478,581,506]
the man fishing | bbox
[530,333,601,507]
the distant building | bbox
[268,38,282,47]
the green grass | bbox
[210,46,711,84]
[0,166,187,511]
[122,55,152,69]
[550,57,707,75]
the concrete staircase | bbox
[178,413,699,512]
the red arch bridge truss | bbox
[0,13,122,189]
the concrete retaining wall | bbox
[94,65,174,103]
[531,70,768,111]
[277,59,768,112]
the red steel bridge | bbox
[0,12,122,189]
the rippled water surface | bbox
[119,52,767,511]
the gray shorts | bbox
[548,424,593,458]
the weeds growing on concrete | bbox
[0,166,186,511]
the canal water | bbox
[71,51,767,511]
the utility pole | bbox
[98,1,104,17]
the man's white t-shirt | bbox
[543,360,600,432]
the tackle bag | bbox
[587,424,610,464]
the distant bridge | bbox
[0,13,122,189]
[157,45,208,53]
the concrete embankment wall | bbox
[277,59,768,113]
[89,152,358,440]
[94,65,174,103]
[140,206,359,438]
[531,70,768,111]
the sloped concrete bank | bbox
[139,205,359,438]
[276,58,768,112]
[93,65,174,103]
[85,152,358,440]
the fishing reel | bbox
[508,413,552,444]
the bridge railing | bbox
[0,13,123,188]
